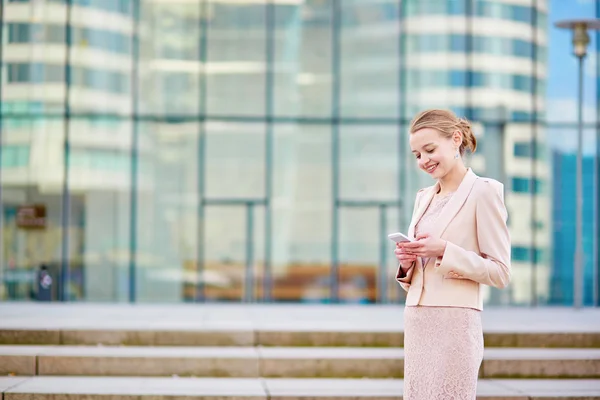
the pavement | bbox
[1,303,599,332]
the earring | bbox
[454,149,460,159]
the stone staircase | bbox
[0,304,599,399]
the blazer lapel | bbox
[407,184,438,239]
[431,168,478,238]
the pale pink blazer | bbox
[396,168,511,311]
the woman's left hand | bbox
[399,233,447,258]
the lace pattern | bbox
[403,306,483,400]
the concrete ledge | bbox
[0,330,60,346]
[2,377,600,399]
[484,332,600,349]
[0,355,36,375]
[5,329,598,348]
[2,346,599,379]
[480,348,600,379]
[60,329,255,347]
[3,328,600,349]
[258,347,403,378]
[256,330,404,347]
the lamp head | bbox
[572,22,590,58]
[555,19,600,58]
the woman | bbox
[394,109,511,400]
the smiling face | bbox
[409,127,462,179]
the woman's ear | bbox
[453,130,462,147]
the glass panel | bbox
[340,1,400,118]
[251,206,265,301]
[339,125,399,201]
[270,124,331,303]
[204,206,262,302]
[547,126,596,306]
[339,207,378,304]
[138,1,202,117]
[134,121,199,303]
[206,2,266,116]
[0,118,66,302]
[67,1,134,116]
[403,0,468,119]
[273,3,332,117]
[497,122,536,306]
[471,0,540,125]
[205,121,265,200]
[67,118,131,302]
[384,206,403,304]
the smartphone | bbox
[387,232,413,243]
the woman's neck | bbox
[437,164,468,195]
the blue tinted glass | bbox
[471,72,485,87]
[422,35,441,51]
[534,179,545,194]
[472,36,484,52]
[452,106,468,117]
[512,246,531,262]
[448,0,466,15]
[450,34,466,51]
[8,23,31,42]
[534,249,546,263]
[514,142,532,157]
[408,33,535,59]
[511,4,532,22]
[512,110,531,121]
[512,177,530,192]
[513,75,532,92]
[450,70,466,86]
[513,39,532,58]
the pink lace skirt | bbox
[403,305,484,400]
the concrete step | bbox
[2,345,599,379]
[1,376,600,399]
[2,328,599,348]
[2,304,599,348]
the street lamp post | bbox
[555,19,600,309]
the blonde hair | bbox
[409,109,477,156]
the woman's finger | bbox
[401,241,423,249]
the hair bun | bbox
[458,117,477,154]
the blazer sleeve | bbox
[434,180,511,289]
[395,189,423,292]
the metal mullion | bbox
[529,0,539,307]
[197,0,209,302]
[0,0,5,301]
[59,0,73,302]
[127,0,140,303]
[330,0,341,303]
[263,0,274,302]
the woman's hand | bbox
[399,233,447,259]
[395,243,417,271]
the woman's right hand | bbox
[395,243,417,271]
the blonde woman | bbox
[394,109,511,399]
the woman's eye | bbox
[426,149,434,153]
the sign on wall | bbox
[16,204,47,230]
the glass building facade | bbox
[0,0,598,306]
